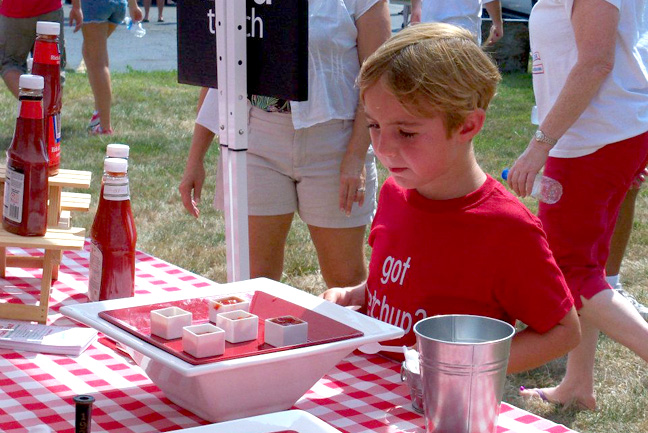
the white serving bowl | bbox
[61,278,403,423]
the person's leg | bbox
[308,225,368,288]
[521,315,599,409]
[604,187,648,319]
[248,214,294,281]
[143,0,152,21]
[2,69,21,98]
[82,22,117,133]
[157,0,165,21]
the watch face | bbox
[535,130,543,140]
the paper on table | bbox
[0,319,98,356]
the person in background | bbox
[507,0,648,410]
[410,0,504,45]
[179,0,392,289]
[142,0,164,23]
[605,170,648,320]
[322,23,580,373]
[0,0,82,98]
[82,0,142,135]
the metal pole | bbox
[215,0,250,282]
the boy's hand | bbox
[320,281,367,308]
[320,287,354,306]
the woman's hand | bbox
[179,161,206,218]
[507,139,552,197]
[631,167,648,190]
[128,0,144,22]
[339,153,367,216]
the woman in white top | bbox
[410,0,504,45]
[507,0,648,410]
[179,0,391,289]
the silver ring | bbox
[356,187,366,193]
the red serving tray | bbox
[98,291,364,365]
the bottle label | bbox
[87,242,103,302]
[47,113,61,168]
[103,178,130,201]
[33,40,60,65]
[18,100,43,119]
[3,166,25,223]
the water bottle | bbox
[501,168,563,204]
[123,17,146,38]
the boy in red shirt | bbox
[322,23,581,374]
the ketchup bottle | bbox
[31,21,61,176]
[88,158,137,301]
[3,74,49,237]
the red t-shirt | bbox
[365,175,574,349]
[0,0,61,18]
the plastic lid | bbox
[104,157,128,173]
[19,74,44,90]
[36,21,60,35]
[501,168,509,180]
[106,143,130,158]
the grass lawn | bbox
[1,70,647,432]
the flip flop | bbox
[520,386,549,402]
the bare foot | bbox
[519,386,597,410]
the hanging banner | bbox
[177,0,308,101]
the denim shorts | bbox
[82,0,127,25]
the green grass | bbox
[1,70,647,432]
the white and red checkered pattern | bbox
[0,243,576,433]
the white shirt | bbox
[530,0,648,158]
[196,0,380,132]
[420,0,496,43]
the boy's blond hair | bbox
[358,23,501,136]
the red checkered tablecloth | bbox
[0,243,575,433]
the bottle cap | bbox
[501,168,509,180]
[106,144,130,158]
[104,157,128,173]
[19,74,44,90]
[36,21,60,36]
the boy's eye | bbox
[367,123,379,130]
[399,129,416,138]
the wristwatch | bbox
[534,129,558,146]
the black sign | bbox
[177,0,308,101]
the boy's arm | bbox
[506,306,581,374]
[320,281,367,307]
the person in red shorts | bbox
[322,23,581,374]
[507,0,648,409]
[0,0,82,97]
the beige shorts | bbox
[215,106,377,228]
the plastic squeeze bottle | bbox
[501,168,563,204]
[3,74,49,236]
[31,21,62,176]
[88,158,137,301]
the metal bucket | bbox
[400,361,424,413]
[413,315,515,433]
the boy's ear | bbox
[456,109,486,143]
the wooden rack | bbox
[0,168,91,324]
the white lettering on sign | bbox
[206,2,270,39]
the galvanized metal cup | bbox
[413,315,515,433]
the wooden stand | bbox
[0,168,91,324]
